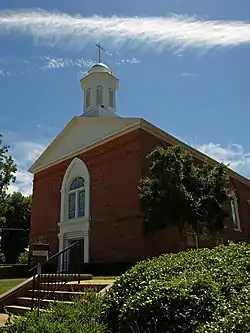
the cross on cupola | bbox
[95,42,106,63]
[80,42,119,117]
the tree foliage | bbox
[0,251,5,264]
[0,134,16,200]
[0,192,32,263]
[0,135,31,263]
[138,145,230,236]
[17,250,29,264]
[102,242,250,332]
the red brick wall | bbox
[30,128,250,262]
[86,130,145,262]
[30,160,69,255]
[30,130,146,261]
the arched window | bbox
[109,88,114,108]
[96,85,103,105]
[230,193,241,231]
[85,88,90,109]
[68,177,85,219]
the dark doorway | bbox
[69,239,84,273]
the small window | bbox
[230,194,241,231]
[97,85,103,105]
[109,88,114,108]
[85,88,90,109]
[68,177,85,220]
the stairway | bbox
[1,241,115,326]
[3,275,112,316]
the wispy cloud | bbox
[0,10,250,53]
[181,72,197,77]
[0,69,10,76]
[0,54,140,77]
[195,143,250,178]
[42,56,95,70]
[7,141,46,196]
[115,57,140,65]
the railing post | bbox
[31,274,36,310]
[37,263,42,317]
[78,241,81,284]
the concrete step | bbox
[36,282,69,294]
[17,297,74,308]
[27,290,87,301]
[4,305,31,316]
[66,281,110,292]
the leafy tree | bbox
[0,192,31,263]
[138,145,230,236]
[17,249,29,264]
[0,251,5,264]
[0,134,16,200]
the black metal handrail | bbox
[31,240,83,314]
[29,240,81,273]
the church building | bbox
[29,59,250,265]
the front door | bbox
[68,239,84,273]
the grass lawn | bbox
[0,278,26,296]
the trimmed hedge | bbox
[0,265,29,279]
[102,242,250,332]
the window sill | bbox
[59,217,89,226]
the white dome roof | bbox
[88,63,112,74]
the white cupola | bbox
[80,62,119,117]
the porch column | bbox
[57,233,64,271]
[84,232,90,263]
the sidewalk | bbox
[0,313,8,328]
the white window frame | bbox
[58,158,90,264]
[60,158,90,223]
[230,193,241,231]
[68,177,85,220]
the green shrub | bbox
[17,250,29,264]
[3,293,107,333]
[102,243,250,332]
[0,251,6,264]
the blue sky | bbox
[0,0,250,195]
